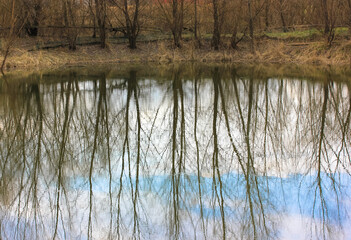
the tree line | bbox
[0,0,350,51]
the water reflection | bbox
[0,65,350,240]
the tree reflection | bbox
[194,69,206,239]
[171,68,181,239]
[116,70,142,239]
[212,68,226,239]
[0,65,350,240]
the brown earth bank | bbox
[2,37,351,73]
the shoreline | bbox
[2,38,351,73]
[2,61,351,86]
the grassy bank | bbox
[3,63,351,88]
[2,30,351,72]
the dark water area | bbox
[0,64,350,240]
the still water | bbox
[0,64,350,240]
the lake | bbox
[0,64,350,240]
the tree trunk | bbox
[95,0,107,48]
[131,0,140,49]
[265,0,269,30]
[230,27,238,49]
[62,0,77,50]
[99,22,106,48]
[194,0,198,41]
[25,2,41,37]
[248,0,254,53]
[89,0,97,38]
[212,0,220,50]
[171,0,183,48]
[129,34,137,49]
[180,0,184,41]
[172,30,181,48]
[347,0,351,34]
[279,0,287,32]
[230,25,240,49]
[123,0,140,49]
[1,0,25,75]
[321,0,330,34]
[280,12,287,32]
[1,45,10,75]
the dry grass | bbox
[1,38,351,73]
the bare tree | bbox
[88,0,97,38]
[112,0,141,49]
[22,0,43,36]
[62,0,78,50]
[212,0,220,50]
[194,0,200,45]
[264,0,269,30]
[157,0,184,47]
[95,0,107,48]
[278,0,287,32]
[230,0,246,49]
[247,0,254,53]
[346,0,351,34]
[321,0,330,34]
[1,0,25,75]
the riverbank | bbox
[2,36,351,72]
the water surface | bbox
[0,64,350,240]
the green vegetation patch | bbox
[264,29,321,40]
[264,27,349,40]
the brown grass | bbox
[1,38,351,73]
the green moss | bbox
[264,29,321,39]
